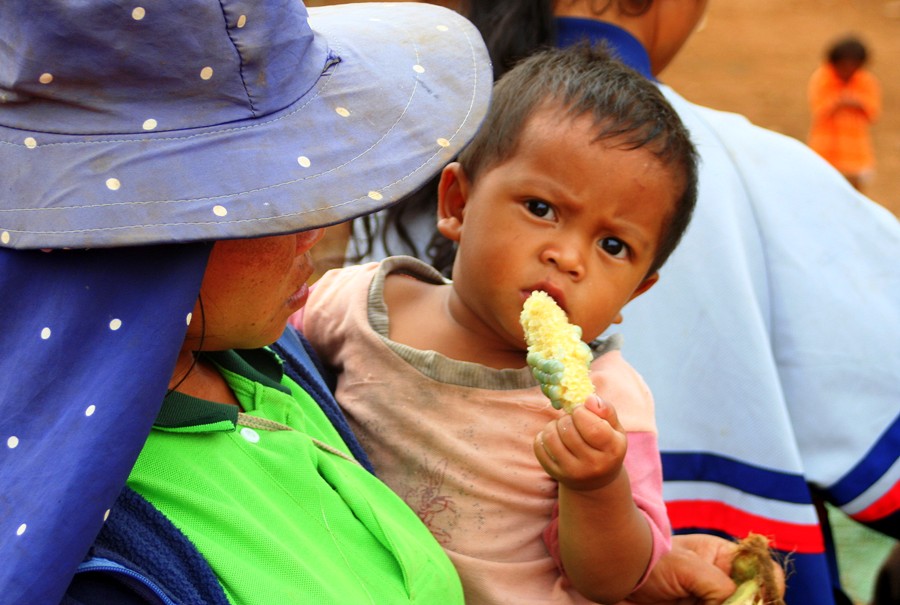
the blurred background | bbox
[659,0,899,218]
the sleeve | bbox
[726,118,900,538]
[542,350,671,588]
[541,432,671,589]
[854,69,882,122]
[807,65,841,120]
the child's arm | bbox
[534,395,654,603]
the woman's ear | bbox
[436,162,470,242]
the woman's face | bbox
[184,229,324,351]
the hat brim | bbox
[0,3,491,249]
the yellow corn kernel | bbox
[520,291,594,413]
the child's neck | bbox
[384,274,527,370]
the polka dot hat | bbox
[0,0,492,249]
[0,0,491,601]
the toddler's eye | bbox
[525,199,556,220]
[599,237,629,259]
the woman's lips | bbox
[287,282,310,309]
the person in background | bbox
[806,34,882,193]
[478,3,900,605]
[334,1,900,604]
[0,0,494,602]
[296,43,700,605]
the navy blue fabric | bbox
[271,326,375,473]
[555,18,655,81]
[65,487,230,605]
[0,245,210,605]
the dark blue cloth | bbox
[0,245,210,605]
[65,487,230,605]
[61,328,373,605]
[555,17,655,81]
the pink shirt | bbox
[295,257,671,605]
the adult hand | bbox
[617,534,740,605]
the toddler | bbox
[294,44,697,605]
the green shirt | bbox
[127,348,464,605]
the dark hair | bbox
[458,43,697,278]
[827,35,868,65]
[349,0,691,278]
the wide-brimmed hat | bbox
[0,0,491,249]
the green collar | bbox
[156,348,289,433]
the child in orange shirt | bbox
[807,35,882,192]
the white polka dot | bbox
[212,205,228,217]
[39,73,53,84]
[85,405,96,417]
[413,64,425,74]
[335,107,350,118]
[297,156,311,168]
[240,427,260,443]
[131,6,145,20]
[236,14,247,28]
[368,191,383,201]
[24,137,37,149]
[109,318,122,331]
[200,66,214,80]
[142,118,157,130]
[16,524,27,536]
[103,509,111,522]
[185,312,193,326]
[7,436,19,449]
[106,178,121,191]
[437,138,450,148]
[436,25,449,32]
[40,327,51,340]
[1,232,10,245]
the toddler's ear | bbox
[628,272,659,303]
[436,162,470,242]
[614,273,659,325]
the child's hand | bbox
[533,394,627,492]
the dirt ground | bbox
[661,0,900,218]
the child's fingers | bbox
[580,395,622,427]
[534,429,563,475]
[569,396,625,452]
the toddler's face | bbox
[440,108,679,350]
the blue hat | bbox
[0,1,491,601]
[0,0,491,249]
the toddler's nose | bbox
[541,244,584,279]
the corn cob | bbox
[520,291,594,413]
[723,534,786,605]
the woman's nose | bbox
[296,227,326,253]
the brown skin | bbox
[553,0,709,76]
[170,228,325,403]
